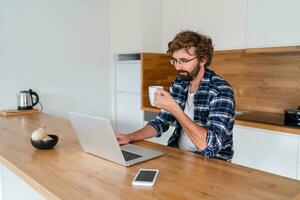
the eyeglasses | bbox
[170,56,198,65]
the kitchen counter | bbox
[236,111,300,135]
[1,113,300,199]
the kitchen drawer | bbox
[232,125,298,179]
[116,61,141,93]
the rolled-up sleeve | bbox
[147,109,175,137]
[199,90,235,157]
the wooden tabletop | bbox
[1,113,300,200]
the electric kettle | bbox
[17,89,39,110]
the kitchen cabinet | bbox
[1,163,45,200]
[162,0,247,50]
[0,164,3,200]
[111,0,162,53]
[112,0,300,53]
[246,0,300,48]
[116,60,144,133]
[232,125,299,179]
[298,138,300,180]
[111,0,142,53]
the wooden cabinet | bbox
[232,125,299,179]
[116,60,144,133]
[1,163,45,200]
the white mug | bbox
[148,86,164,106]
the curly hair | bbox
[167,30,214,67]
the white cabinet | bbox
[232,125,299,179]
[112,0,300,53]
[162,0,247,50]
[116,61,141,93]
[0,164,3,200]
[298,138,300,180]
[116,92,144,133]
[111,0,143,53]
[116,60,144,133]
[1,164,45,200]
[246,0,300,48]
[111,0,163,53]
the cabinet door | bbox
[116,61,141,93]
[2,164,45,200]
[232,125,298,179]
[246,0,300,48]
[116,92,144,133]
[298,138,300,180]
[111,0,142,53]
[0,163,3,200]
[162,0,247,50]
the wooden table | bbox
[1,113,300,200]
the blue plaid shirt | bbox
[148,68,235,161]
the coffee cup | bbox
[148,86,163,106]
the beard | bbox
[177,62,201,82]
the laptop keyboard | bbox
[121,150,142,161]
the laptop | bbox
[68,111,164,167]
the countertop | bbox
[235,111,300,135]
[1,113,300,199]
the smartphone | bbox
[132,168,159,186]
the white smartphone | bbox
[132,168,159,186]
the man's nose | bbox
[174,62,182,70]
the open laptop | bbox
[68,111,164,167]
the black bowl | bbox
[31,134,59,150]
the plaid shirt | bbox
[147,68,235,161]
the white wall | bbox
[0,0,112,118]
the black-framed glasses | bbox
[170,56,198,65]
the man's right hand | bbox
[115,133,132,145]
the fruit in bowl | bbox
[31,127,59,149]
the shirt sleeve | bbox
[198,89,235,157]
[147,109,176,137]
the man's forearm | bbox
[129,125,158,142]
[171,105,207,150]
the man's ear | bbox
[199,58,207,65]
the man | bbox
[116,30,235,161]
